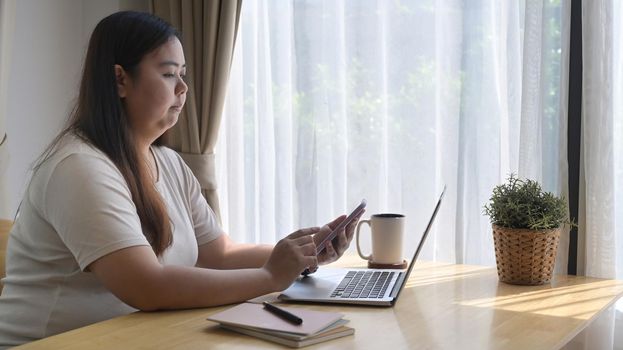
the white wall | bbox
[0,0,17,219]
[4,0,149,217]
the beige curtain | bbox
[0,0,15,220]
[152,0,242,221]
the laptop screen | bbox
[392,185,446,301]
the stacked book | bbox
[207,302,354,348]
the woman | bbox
[0,11,361,348]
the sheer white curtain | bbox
[216,0,569,268]
[580,0,623,280]
[576,0,623,349]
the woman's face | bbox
[116,37,188,144]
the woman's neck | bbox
[136,140,158,183]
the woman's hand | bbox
[262,227,320,291]
[312,210,365,268]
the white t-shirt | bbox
[0,134,223,348]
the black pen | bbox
[263,302,303,325]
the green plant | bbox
[483,174,572,230]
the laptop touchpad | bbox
[282,268,347,298]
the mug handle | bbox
[356,219,372,261]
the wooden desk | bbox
[16,255,623,349]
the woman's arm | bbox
[196,234,273,269]
[88,227,319,311]
[199,210,364,271]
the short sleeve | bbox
[43,154,150,270]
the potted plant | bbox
[483,174,573,285]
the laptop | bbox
[279,186,446,306]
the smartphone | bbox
[315,199,367,255]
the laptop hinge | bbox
[389,272,405,298]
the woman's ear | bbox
[114,64,128,98]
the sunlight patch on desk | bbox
[403,263,492,289]
[405,270,491,289]
[456,279,623,320]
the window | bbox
[217,0,566,266]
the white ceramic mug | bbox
[355,213,404,265]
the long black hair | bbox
[37,11,180,255]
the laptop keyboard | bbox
[330,271,396,299]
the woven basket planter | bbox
[492,224,562,285]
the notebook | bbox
[279,186,445,306]
[220,322,354,348]
[208,302,353,347]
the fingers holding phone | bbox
[315,202,366,266]
[313,215,345,249]
[263,227,319,290]
[342,208,365,248]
